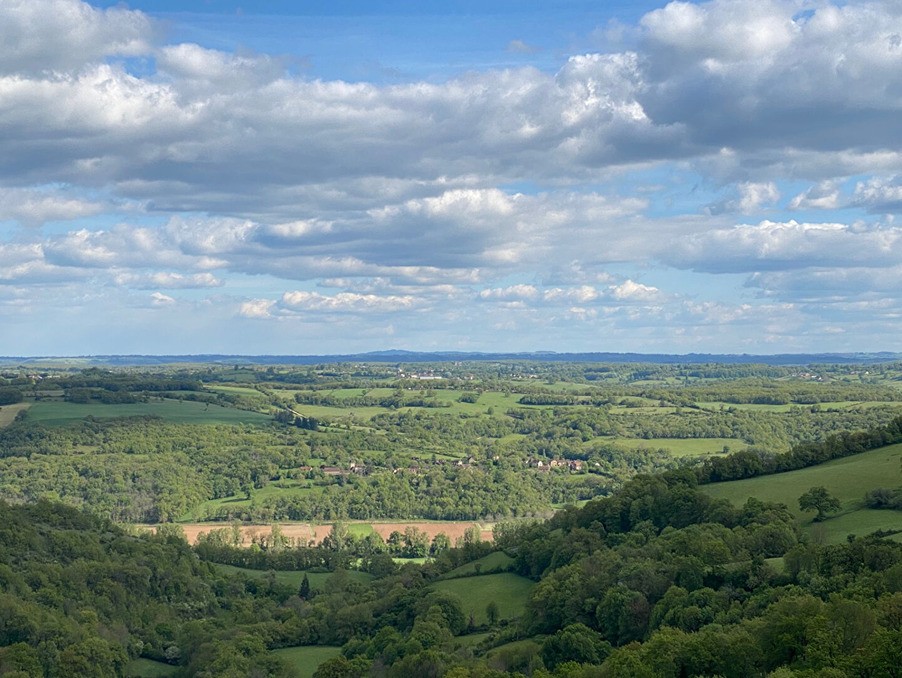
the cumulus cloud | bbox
[0,187,106,227]
[789,181,842,210]
[4,0,902,353]
[665,220,902,273]
[706,182,780,215]
[150,291,176,306]
[114,272,223,289]
[280,290,420,314]
[853,176,902,212]
[478,285,539,301]
[239,299,276,319]
[0,0,153,75]
[610,280,661,302]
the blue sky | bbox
[1,0,902,355]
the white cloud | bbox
[610,280,661,302]
[0,187,105,227]
[478,285,539,301]
[150,291,175,306]
[706,181,780,215]
[0,0,153,75]
[239,299,276,319]
[279,290,420,314]
[789,181,841,210]
[543,286,600,304]
[666,219,902,272]
[3,0,902,354]
[115,272,223,289]
[853,175,902,212]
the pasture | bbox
[439,551,514,579]
[24,399,271,426]
[430,572,535,626]
[212,564,373,590]
[703,442,902,542]
[606,436,747,457]
[124,658,177,677]
[0,402,29,427]
[271,646,341,678]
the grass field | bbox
[181,479,323,521]
[430,573,535,626]
[271,646,341,678]
[124,658,177,678]
[439,551,514,579]
[703,442,902,542]
[211,564,373,589]
[606,437,747,457]
[0,402,29,427]
[24,399,271,426]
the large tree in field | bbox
[798,486,841,521]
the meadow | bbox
[703,442,902,542]
[0,402,29,427]
[211,564,373,589]
[270,646,341,678]
[430,572,536,626]
[24,398,271,426]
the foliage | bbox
[798,486,841,521]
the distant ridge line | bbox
[1,351,900,366]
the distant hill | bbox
[2,350,900,367]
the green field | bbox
[181,479,324,521]
[0,402,29,427]
[439,551,514,579]
[124,658,177,678]
[24,399,271,426]
[212,564,373,589]
[607,437,747,457]
[703,443,902,542]
[271,646,341,678]
[430,573,535,626]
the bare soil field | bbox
[141,521,495,547]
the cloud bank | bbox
[1,0,901,354]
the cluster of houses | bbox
[527,457,585,472]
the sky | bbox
[2,0,902,356]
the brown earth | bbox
[141,521,495,547]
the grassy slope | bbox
[439,551,514,579]
[702,442,902,542]
[0,402,30,427]
[430,573,535,626]
[606,437,748,457]
[211,563,373,589]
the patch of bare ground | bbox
[140,521,495,546]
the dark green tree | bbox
[798,486,841,521]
